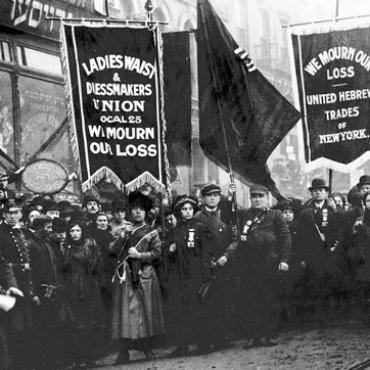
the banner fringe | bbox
[82,166,124,193]
[125,171,166,194]
[304,152,370,174]
[60,24,81,173]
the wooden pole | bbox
[105,0,110,17]
[328,0,339,194]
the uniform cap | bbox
[250,184,269,195]
[201,184,221,196]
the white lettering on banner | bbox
[86,82,152,96]
[124,56,156,79]
[338,89,370,101]
[304,47,370,76]
[100,100,145,113]
[319,129,369,144]
[88,126,155,140]
[326,66,355,80]
[324,106,360,121]
[88,142,157,157]
[82,55,156,79]
[306,93,337,105]
[355,50,370,72]
[306,89,370,106]
[9,0,73,33]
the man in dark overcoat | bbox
[236,184,291,347]
[295,179,344,315]
[0,199,37,369]
[346,175,370,226]
[0,248,20,370]
[193,183,238,352]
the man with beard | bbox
[83,195,100,233]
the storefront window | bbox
[0,71,14,159]
[46,129,75,174]
[0,41,12,62]
[19,76,67,165]
[17,46,62,75]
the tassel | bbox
[82,166,124,192]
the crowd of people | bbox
[1,170,370,369]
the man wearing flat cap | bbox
[193,183,238,351]
[235,184,291,347]
[295,178,343,319]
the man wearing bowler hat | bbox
[235,184,291,347]
[193,183,238,352]
[295,179,342,319]
[346,175,370,226]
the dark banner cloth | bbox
[197,0,300,196]
[292,28,370,166]
[62,25,166,193]
[163,32,192,167]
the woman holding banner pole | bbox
[111,191,165,364]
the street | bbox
[93,319,370,370]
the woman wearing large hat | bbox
[111,191,165,364]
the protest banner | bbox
[61,24,169,193]
[290,26,370,172]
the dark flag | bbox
[197,0,301,195]
[163,32,192,167]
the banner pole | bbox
[105,0,110,18]
[46,16,169,25]
[282,13,370,29]
[328,0,339,194]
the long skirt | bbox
[111,265,165,341]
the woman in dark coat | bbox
[164,195,209,356]
[111,191,165,364]
[60,217,106,367]
[91,212,115,313]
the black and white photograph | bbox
[2,0,370,369]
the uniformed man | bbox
[236,184,291,347]
[193,183,237,352]
[0,245,20,370]
[0,198,37,369]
